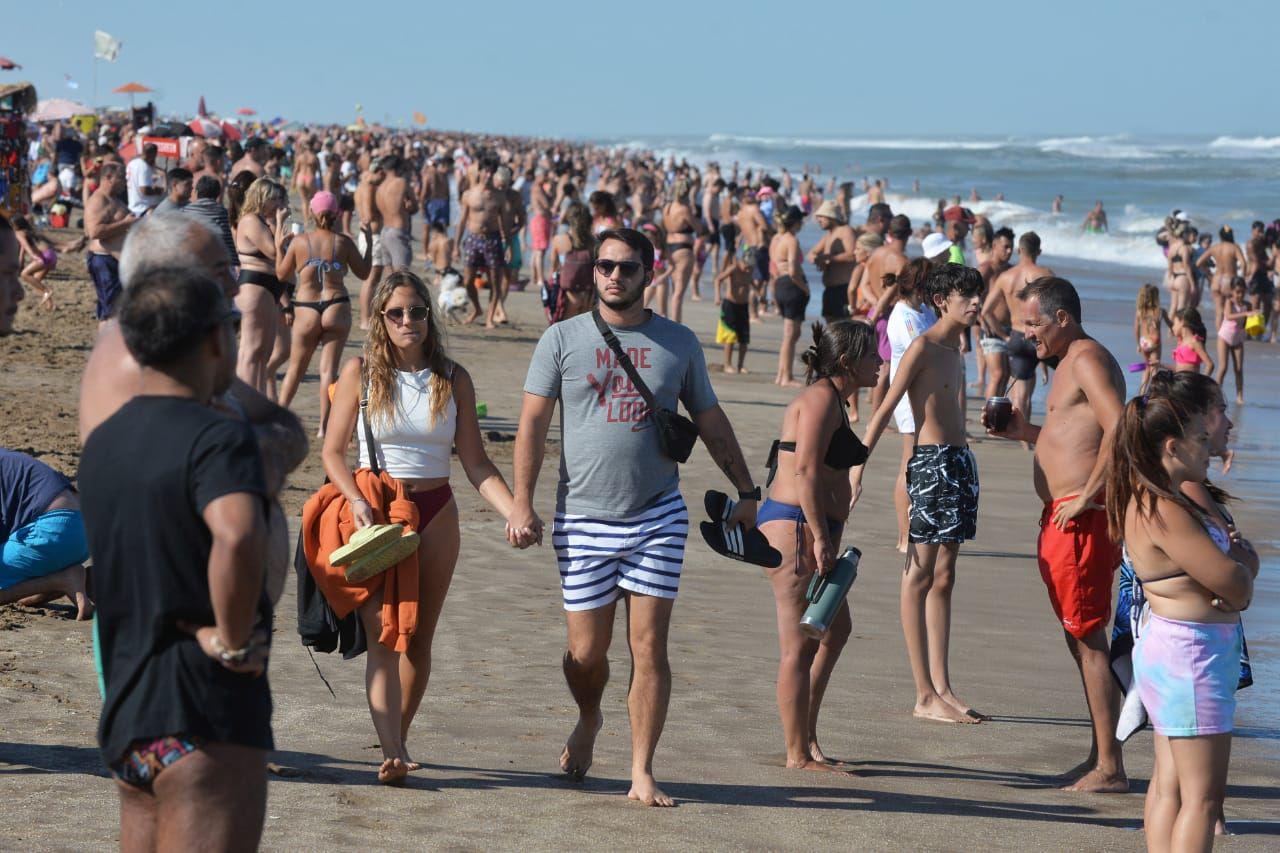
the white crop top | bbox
[358,367,458,478]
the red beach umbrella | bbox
[220,121,242,142]
[236,107,256,116]
[0,57,22,71]
[187,117,222,137]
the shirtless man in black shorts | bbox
[984,232,1053,441]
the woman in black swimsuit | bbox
[661,179,698,324]
[233,177,290,394]
[276,190,372,437]
[757,320,882,773]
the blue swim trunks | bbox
[0,509,90,589]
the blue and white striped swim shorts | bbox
[553,491,689,611]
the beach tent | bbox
[32,98,92,122]
[187,116,221,137]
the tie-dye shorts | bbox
[1133,612,1242,737]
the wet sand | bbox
[2,262,1278,850]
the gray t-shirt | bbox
[524,311,718,519]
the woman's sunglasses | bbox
[594,259,644,278]
[383,305,431,324]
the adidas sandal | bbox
[698,490,782,569]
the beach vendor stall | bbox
[0,81,36,219]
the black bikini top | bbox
[766,379,868,486]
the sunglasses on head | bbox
[383,305,430,323]
[593,259,644,278]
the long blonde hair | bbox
[240,177,286,220]
[364,270,453,428]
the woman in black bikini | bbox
[661,179,698,324]
[757,320,882,773]
[233,177,290,393]
[276,190,372,436]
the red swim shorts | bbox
[530,214,552,252]
[1037,494,1121,640]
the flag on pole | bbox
[64,74,80,90]
[354,103,363,113]
[94,31,122,62]
[412,111,427,125]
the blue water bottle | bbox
[799,547,861,638]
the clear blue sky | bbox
[6,0,1275,138]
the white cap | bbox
[921,232,954,259]
[1175,210,1191,222]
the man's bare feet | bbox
[724,366,738,374]
[559,712,602,781]
[939,691,989,721]
[378,757,409,785]
[628,772,676,807]
[738,367,749,374]
[786,756,856,776]
[1054,757,1096,786]
[913,694,980,724]
[1062,767,1128,793]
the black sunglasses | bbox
[594,259,644,278]
[383,305,430,324]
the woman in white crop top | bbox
[322,269,520,785]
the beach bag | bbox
[591,310,699,463]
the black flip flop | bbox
[698,490,782,569]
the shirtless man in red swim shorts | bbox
[984,275,1129,794]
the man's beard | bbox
[598,285,644,311]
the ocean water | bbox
[610,133,1280,738]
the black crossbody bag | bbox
[591,309,700,463]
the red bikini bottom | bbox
[409,485,454,532]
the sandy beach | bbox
[2,259,1277,851]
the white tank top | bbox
[358,367,457,479]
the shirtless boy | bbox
[808,201,858,323]
[854,264,986,724]
[714,246,754,373]
[984,276,1128,793]
[982,232,1053,434]
[375,155,418,272]
[863,214,911,412]
[736,191,770,320]
[83,162,137,324]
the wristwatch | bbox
[737,486,761,502]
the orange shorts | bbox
[1037,494,1121,640]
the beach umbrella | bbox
[197,95,207,117]
[33,98,93,121]
[187,116,222,137]
[220,120,242,142]
[236,107,255,116]
[0,57,21,71]
[112,81,153,107]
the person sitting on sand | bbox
[1106,375,1256,852]
[0,448,93,620]
[759,320,881,771]
[854,264,986,724]
[322,270,522,785]
[984,276,1129,793]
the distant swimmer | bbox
[1081,201,1108,234]
[867,179,885,206]
[1051,194,1064,215]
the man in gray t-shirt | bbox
[511,228,757,808]
[523,309,717,519]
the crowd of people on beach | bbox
[0,115,1269,852]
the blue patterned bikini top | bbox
[303,232,344,275]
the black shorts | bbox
[339,193,355,213]
[718,300,750,345]
[754,244,770,282]
[1007,330,1039,381]
[87,253,122,321]
[907,444,979,544]
[821,285,849,320]
[719,223,739,254]
[775,276,808,321]
[1247,271,1275,300]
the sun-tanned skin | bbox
[982,242,1053,437]
[856,281,986,725]
[985,288,1128,794]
